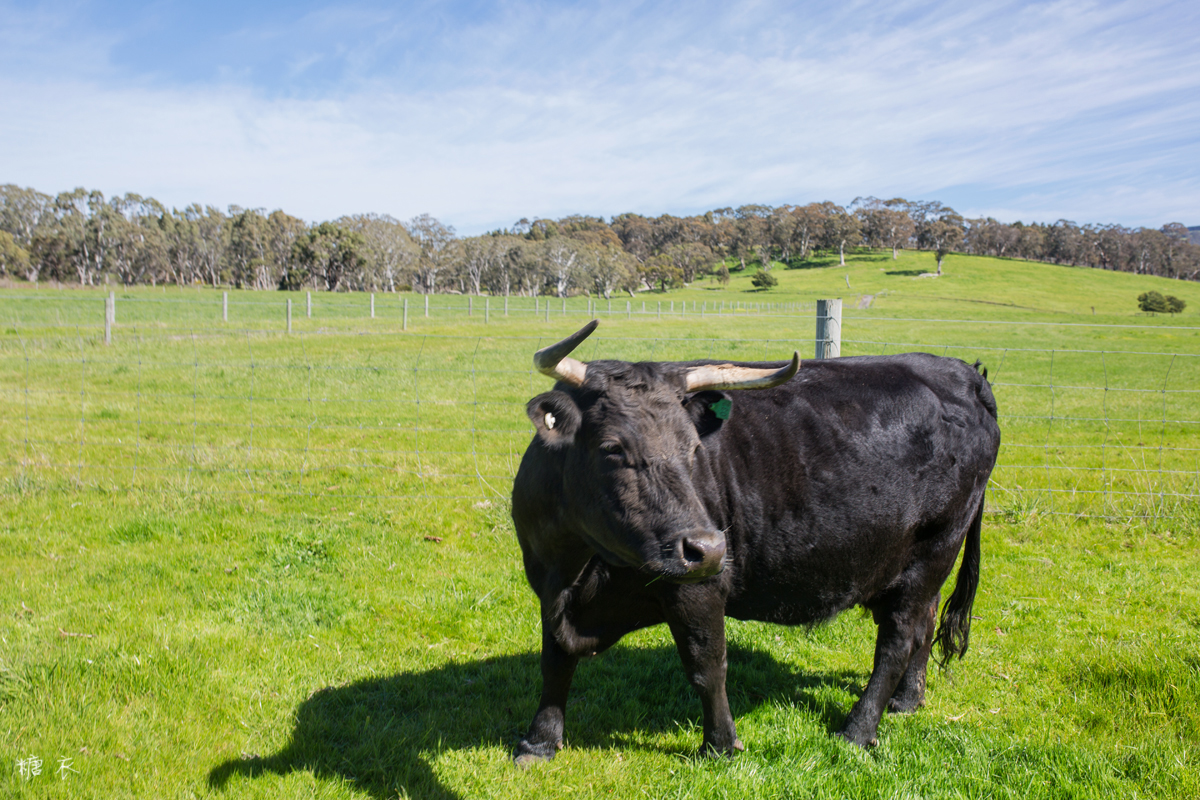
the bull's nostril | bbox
[682,539,706,565]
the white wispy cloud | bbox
[2,0,1197,231]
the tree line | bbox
[2,185,1197,295]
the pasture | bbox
[2,250,1198,798]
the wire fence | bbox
[0,289,817,330]
[2,293,1198,526]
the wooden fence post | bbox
[287,298,293,333]
[403,298,408,331]
[815,298,842,359]
[222,291,228,322]
[104,293,113,345]
[371,293,375,319]
[306,291,312,318]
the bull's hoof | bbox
[513,739,559,768]
[887,692,926,714]
[700,737,744,758]
[835,729,878,749]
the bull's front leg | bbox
[664,590,742,757]
[514,623,579,767]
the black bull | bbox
[511,322,1000,763]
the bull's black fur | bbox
[512,350,1000,762]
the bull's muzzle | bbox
[674,530,727,581]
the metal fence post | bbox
[306,291,312,318]
[287,298,293,333]
[815,298,842,359]
[222,291,228,322]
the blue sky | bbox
[2,0,1198,232]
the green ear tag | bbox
[710,398,732,420]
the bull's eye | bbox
[600,441,623,455]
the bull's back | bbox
[709,353,999,623]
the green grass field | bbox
[2,250,1198,798]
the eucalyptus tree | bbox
[542,237,581,297]
[819,202,862,267]
[772,203,826,262]
[159,210,198,285]
[610,213,655,268]
[337,213,415,292]
[227,208,271,289]
[265,211,306,287]
[0,184,54,247]
[407,214,457,294]
[703,208,739,264]
[640,252,683,291]
[916,206,965,275]
[768,206,801,263]
[100,193,170,286]
[502,237,546,296]
[579,242,636,299]
[662,241,717,283]
[1084,223,1129,271]
[963,218,1018,259]
[853,197,915,259]
[192,206,229,286]
[288,222,365,292]
[0,231,31,279]
[733,204,772,270]
[460,234,506,295]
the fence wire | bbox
[2,298,1198,525]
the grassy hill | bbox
[0,251,1198,799]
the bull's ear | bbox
[527,391,581,447]
[683,390,729,438]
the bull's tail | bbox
[933,494,983,667]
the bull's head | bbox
[524,320,799,583]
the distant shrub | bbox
[1138,291,1187,313]
[751,269,778,290]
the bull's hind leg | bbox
[837,601,923,747]
[888,593,939,713]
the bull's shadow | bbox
[207,643,863,800]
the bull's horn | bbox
[685,351,801,392]
[533,320,598,387]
